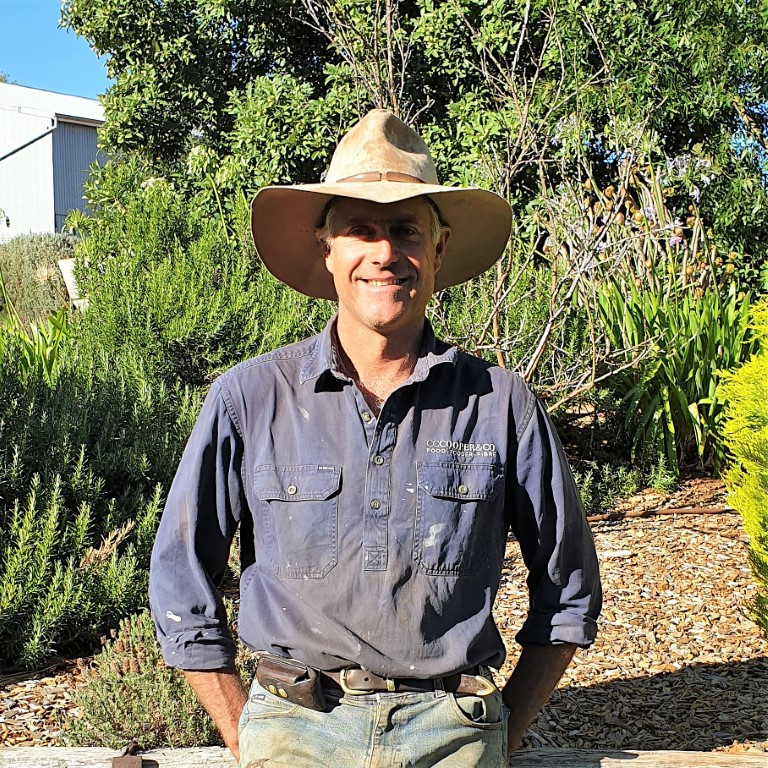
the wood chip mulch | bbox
[1,478,766,753]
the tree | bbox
[67,0,768,468]
[61,0,333,170]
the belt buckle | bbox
[338,667,375,696]
[473,675,497,697]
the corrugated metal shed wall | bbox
[52,121,101,231]
[0,108,55,241]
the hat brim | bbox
[251,182,512,300]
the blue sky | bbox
[0,0,111,99]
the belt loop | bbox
[434,676,446,698]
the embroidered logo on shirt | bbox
[426,439,497,458]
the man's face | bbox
[319,197,449,339]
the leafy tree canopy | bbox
[65,0,768,276]
[61,0,333,167]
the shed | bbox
[0,83,105,242]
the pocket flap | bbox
[417,462,504,501]
[254,465,341,501]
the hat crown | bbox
[326,109,440,185]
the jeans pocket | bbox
[255,464,340,579]
[241,680,300,723]
[413,462,504,575]
[448,691,505,730]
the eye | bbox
[347,225,372,237]
[395,225,420,238]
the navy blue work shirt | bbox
[149,317,601,678]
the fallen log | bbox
[587,506,737,523]
[1,747,766,767]
[509,748,768,767]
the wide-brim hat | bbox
[251,109,512,300]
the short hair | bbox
[317,196,445,249]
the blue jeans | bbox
[238,675,508,767]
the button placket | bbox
[362,418,396,571]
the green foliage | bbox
[720,300,768,635]
[61,0,332,170]
[1,266,69,385]
[63,608,259,747]
[597,279,754,472]
[573,462,641,516]
[71,160,330,390]
[646,452,677,493]
[0,234,72,323]
[0,346,196,667]
[62,611,222,747]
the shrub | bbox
[0,162,335,668]
[720,300,768,635]
[0,234,72,323]
[62,608,257,748]
[572,461,642,516]
[71,163,331,390]
[0,348,199,667]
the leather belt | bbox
[319,667,497,697]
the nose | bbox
[368,236,397,267]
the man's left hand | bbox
[501,643,578,756]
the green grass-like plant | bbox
[1,267,69,384]
[596,279,754,472]
[720,300,768,635]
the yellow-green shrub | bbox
[721,299,768,634]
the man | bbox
[149,109,601,767]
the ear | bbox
[433,227,450,274]
[315,229,334,275]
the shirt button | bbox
[370,499,381,510]
[287,485,297,495]
[373,455,384,465]
[458,484,469,495]
[362,412,372,422]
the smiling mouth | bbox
[362,277,409,287]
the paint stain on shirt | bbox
[423,524,444,548]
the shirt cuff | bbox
[159,628,237,670]
[515,611,599,649]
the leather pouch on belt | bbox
[256,655,327,711]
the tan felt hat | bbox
[251,109,512,300]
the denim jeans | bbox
[238,675,508,767]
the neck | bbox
[334,316,424,412]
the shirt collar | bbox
[300,315,457,386]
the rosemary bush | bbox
[70,163,330,389]
[0,349,197,667]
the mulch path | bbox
[2,478,766,753]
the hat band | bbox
[334,171,426,184]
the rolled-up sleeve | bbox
[509,394,602,648]
[149,379,246,669]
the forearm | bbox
[183,667,248,763]
[501,642,577,752]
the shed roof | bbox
[0,83,104,126]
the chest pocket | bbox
[414,462,504,576]
[254,465,341,579]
